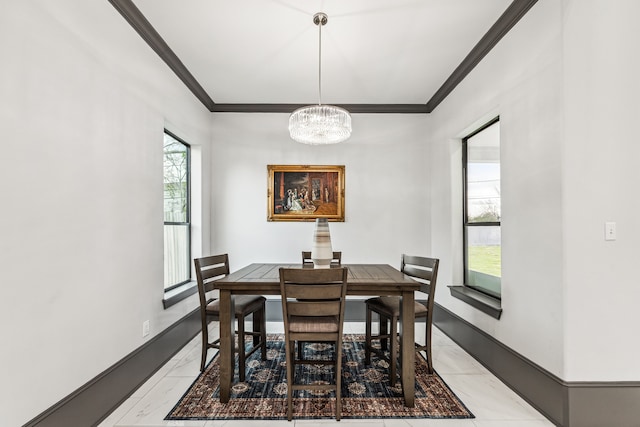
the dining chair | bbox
[301,250,342,267]
[364,254,439,385]
[298,250,343,360]
[194,254,267,380]
[279,267,348,421]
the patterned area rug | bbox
[166,334,474,420]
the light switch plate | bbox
[142,320,150,337]
[605,222,616,241]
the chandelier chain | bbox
[318,19,322,105]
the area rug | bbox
[166,334,474,420]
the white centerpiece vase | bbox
[311,218,333,268]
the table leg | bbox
[219,290,235,403]
[399,290,415,407]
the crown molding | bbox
[108,0,216,111]
[210,104,430,114]
[109,0,538,114]
[425,0,539,112]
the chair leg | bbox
[252,311,260,346]
[253,307,267,360]
[286,339,294,421]
[260,307,267,360]
[365,307,372,365]
[425,320,433,374]
[389,315,398,387]
[200,321,208,372]
[379,315,388,351]
[335,339,342,421]
[237,314,246,382]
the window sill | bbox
[163,281,197,309]
[448,285,503,319]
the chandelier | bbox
[289,13,352,145]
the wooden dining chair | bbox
[301,250,342,267]
[279,267,348,421]
[298,250,343,359]
[364,254,439,385]
[194,254,267,380]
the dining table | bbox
[213,263,421,407]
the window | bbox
[463,118,501,299]
[164,130,190,291]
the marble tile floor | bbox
[99,322,554,427]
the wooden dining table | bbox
[213,263,421,407]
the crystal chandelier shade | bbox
[289,13,352,145]
[289,104,352,145]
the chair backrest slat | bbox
[200,264,228,281]
[402,264,434,283]
[287,301,342,317]
[284,282,343,300]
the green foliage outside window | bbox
[163,137,188,223]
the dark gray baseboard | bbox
[566,382,640,427]
[23,309,201,427]
[433,303,640,427]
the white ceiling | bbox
[127,0,518,109]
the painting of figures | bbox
[267,165,345,221]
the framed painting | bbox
[267,165,345,222]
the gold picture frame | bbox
[267,165,345,222]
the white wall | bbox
[429,0,640,382]
[210,113,431,272]
[562,0,640,381]
[0,2,211,426]
[427,0,566,377]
